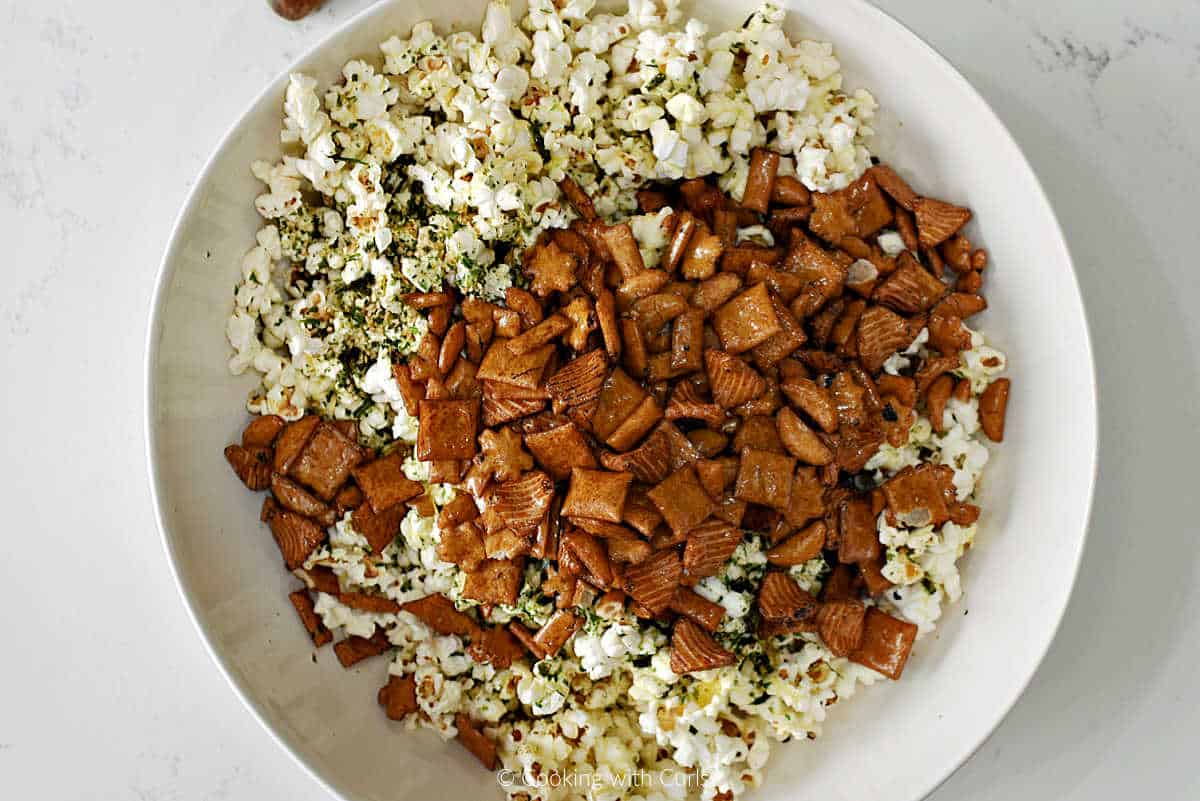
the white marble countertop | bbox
[3,0,1198,798]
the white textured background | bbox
[2,0,1198,798]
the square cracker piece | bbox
[524,423,597,480]
[712,283,781,354]
[647,464,715,536]
[289,422,367,501]
[462,558,525,606]
[562,468,633,523]
[352,451,423,513]
[735,448,795,511]
[417,399,480,461]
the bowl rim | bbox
[143,2,1099,799]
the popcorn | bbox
[629,206,674,268]
[531,29,572,86]
[282,73,330,146]
[666,93,705,125]
[649,118,688,178]
[491,64,530,102]
[877,229,906,256]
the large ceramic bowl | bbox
[145,1,1097,799]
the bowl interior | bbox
[146,2,1096,800]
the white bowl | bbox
[145,2,1097,800]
